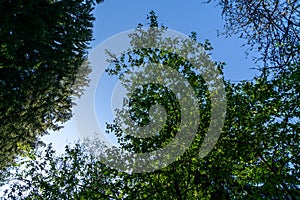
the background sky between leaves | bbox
[42,0,259,155]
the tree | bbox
[208,0,299,74]
[207,1,300,198]
[0,0,102,175]
[3,11,299,199]
[103,11,299,199]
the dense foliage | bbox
[2,4,299,200]
[0,0,102,175]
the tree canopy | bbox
[2,10,299,199]
[0,0,102,176]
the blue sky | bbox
[42,0,258,154]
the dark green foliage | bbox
[0,0,99,176]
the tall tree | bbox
[103,11,299,199]
[0,0,102,175]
